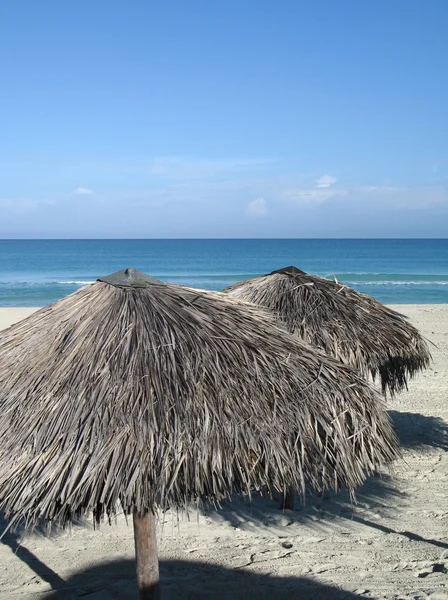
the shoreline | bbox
[1,304,447,331]
[0,308,39,330]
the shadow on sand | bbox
[205,470,403,532]
[203,407,448,546]
[41,557,366,599]
[0,514,66,589]
[2,409,446,597]
[0,486,386,599]
[388,410,448,450]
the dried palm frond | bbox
[0,268,398,529]
[224,266,431,394]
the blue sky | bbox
[1,0,447,238]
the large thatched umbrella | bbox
[0,268,398,599]
[224,266,430,396]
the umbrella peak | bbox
[270,266,307,276]
[98,268,162,289]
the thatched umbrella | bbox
[223,265,429,510]
[0,268,398,599]
[224,266,430,396]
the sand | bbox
[0,305,447,600]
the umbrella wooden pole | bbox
[133,510,160,600]
[281,486,294,510]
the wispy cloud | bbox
[281,181,448,211]
[319,184,448,211]
[315,174,337,188]
[359,185,448,210]
[143,156,277,180]
[3,158,447,238]
[356,185,402,194]
[283,188,346,204]
[0,198,40,215]
[246,198,268,216]
[73,186,93,195]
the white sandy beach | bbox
[0,305,447,600]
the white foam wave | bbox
[57,281,95,285]
[346,280,448,286]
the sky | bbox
[0,0,447,238]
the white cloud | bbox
[315,175,337,188]
[246,198,268,216]
[73,186,93,195]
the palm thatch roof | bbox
[0,268,398,528]
[224,266,431,395]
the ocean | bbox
[0,239,447,307]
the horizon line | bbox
[1,237,447,242]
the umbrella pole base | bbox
[133,510,160,600]
[280,486,295,510]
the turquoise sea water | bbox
[0,239,447,307]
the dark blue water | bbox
[0,239,447,306]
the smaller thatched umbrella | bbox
[0,269,398,599]
[224,265,430,510]
[224,266,431,395]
